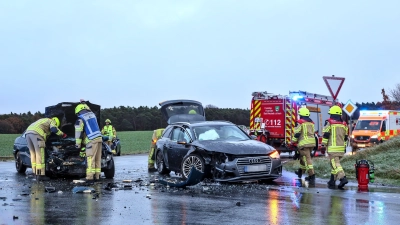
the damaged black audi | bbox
[155,100,282,182]
[13,101,115,179]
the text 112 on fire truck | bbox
[249,91,343,155]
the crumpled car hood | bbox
[191,140,275,155]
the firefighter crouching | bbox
[322,105,349,189]
[25,117,67,181]
[291,107,316,185]
[75,102,103,184]
[148,128,165,172]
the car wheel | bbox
[181,153,205,180]
[15,152,27,174]
[103,158,115,179]
[156,150,170,174]
[116,143,121,156]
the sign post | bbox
[323,75,345,101]
[342,99,358,148]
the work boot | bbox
[338,176,348,190]
[327,174,336,189]
[148,164,157,172]
[37,175,50,181]
[305,174,316,186]
[294,168,302,179]
[80,178,94,184]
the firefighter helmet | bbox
[105,119,111,123]
[188,109,197,114]
[329,105,342,115]
[75,104,87,114]
[52,117,60,127]
[298,107,310,117]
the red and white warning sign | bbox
[323,75,345,100]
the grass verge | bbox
[283,137,400,186]
[0,131,154,157]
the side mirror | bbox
[177,140,190,145]
[250,135,257,140]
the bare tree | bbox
[389,84,400,102]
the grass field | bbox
[0,131,153,158]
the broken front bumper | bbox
[213,156,282,182]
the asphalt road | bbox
[1,154,400,225]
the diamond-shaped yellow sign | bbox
[343,100,357,116]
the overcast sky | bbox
[1,0,399,114]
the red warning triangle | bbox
[323,76,345,100]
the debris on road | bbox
[72,186,95,193]
[158,167,204,188]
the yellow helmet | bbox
[52,117,60,127]
[329,105,342,115]
[75,104,88,114]
[298,107,310,116]
[188,109,197,114]
[105,119,111,123]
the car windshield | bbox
[193,125,250,141]
[354,120,381,130]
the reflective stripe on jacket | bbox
[322,120,348,152]
[26,118,63,141]
[292,121,316,148]
[78,112,101,140]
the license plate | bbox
[244,164,267,172]
[358,144,366,147]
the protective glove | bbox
[62,133,67,139]
[80,147,86,158]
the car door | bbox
[167,126,192,172]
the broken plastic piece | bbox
[158,166,204,188]
[72,186,95,193]
[45,187,56,193]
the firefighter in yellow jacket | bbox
[101,119,117,153]
[25,117,66,181]
[322,105,349,189]
[148,128,165,172]
[75,103,103,184]
[291,107,316,185]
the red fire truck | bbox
[249,91,343,155]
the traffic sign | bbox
[323,75,345,100]
[343,99,357,117]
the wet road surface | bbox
[1,154,400,225]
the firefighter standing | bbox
[322,105,349,189]
[25,117,66,181]
[101,119,117,153]
[148,128,165,172]
[75,102,103,184]
[291,107,316,185]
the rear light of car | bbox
[269,150,280,159]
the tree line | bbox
[1,86,400,134]
[0,106,251,134]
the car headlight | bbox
[371,135,378,139]
[269,150,280,159]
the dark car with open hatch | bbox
[155,100,282,182]
[13,101,115,179]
